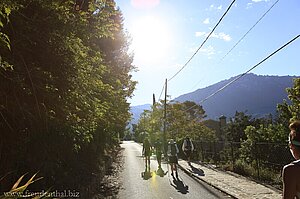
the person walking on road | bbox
[167,139,179,179]
[154,138,163,170]
[182,136,194,163]
[142,137,152,173]
[282,120,300,199]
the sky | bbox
[114,0,300,106]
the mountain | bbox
[174,73,298,119]
[130,104,151,124]
[129,73,298,123]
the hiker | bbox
[167,139,179,178]
[182,136,194,163]
[142,137,152,173]
[154,138,163,169]
[282,120,300,199]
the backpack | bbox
[143,139,151,154]
[170,143,177,156]
[185,139,192,151]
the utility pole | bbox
[153,93,156,106]
[163,79,167,157]
[151,93,155,140]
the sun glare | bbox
[131,0,160,9]
[130,16,171,64]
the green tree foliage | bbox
[224,111,254,142]
[238,77,300,167]
[223,111,275,142]
[134,100,215,143]
[0,1,17,70]
[240,124,288,165]
[133,104,164,143]
[277,78,300,125]
[166,101,210,140]
[233,78,300,167]
[0,0,135,195]
[209,79,300,176]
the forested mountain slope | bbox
[174,73,298,119]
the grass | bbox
[0,173,47,199]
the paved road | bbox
[118,141,232,199]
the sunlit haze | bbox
[116,0,300,106]
[129,16,171,65]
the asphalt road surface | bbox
[118,141,232,199]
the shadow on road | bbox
[141,171,152,180]
[188,162,205,176]
[156,168,168,177]
[171,176,189,194]
[141,169,168,180]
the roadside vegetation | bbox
[0,0,135,197]
[133,78,300,189]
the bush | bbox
[233,159,254,177]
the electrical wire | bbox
[191,0,280,91]
[158,84,165,102]
[167,0,236,82]
[184,34,300,112]
[220,0,280,61]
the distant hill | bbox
[129,73,298,123]
[130,104,151,124]
[174,73,298,119]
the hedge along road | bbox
[118,141,232,199]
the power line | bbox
[185,34,300,112]
[158,83,165,102]
[220,0,280,61]
[190,0,280,91]
[167,0,236,82]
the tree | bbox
[0,1,16,70]
[277,78,300,125]
[240,123,290,169]
[167,101,214,140]
[134,100,215,142]
[224,111,253,142]
[0,0,135,195]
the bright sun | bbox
[130,16,171,64]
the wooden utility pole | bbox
[163,79,167,156]
[151,93,155,139]
[153,93,156,106]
